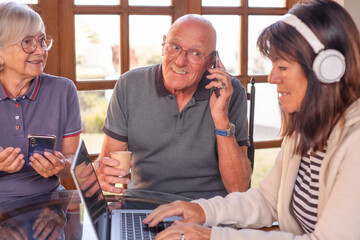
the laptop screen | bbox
[71,140,109,239]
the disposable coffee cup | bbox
[110,151,132,175]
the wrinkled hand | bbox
[95,157,131,194]
[32,207,66,240]
[154,222,211,240]
[205,59,233,122]
[143,200,206,228]
[29,151,65,178]
[0,147,25,173]
[0,219,27,240]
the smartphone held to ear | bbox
[27,134,56,166]
[212,50,220,98]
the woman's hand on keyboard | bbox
[143,200,206,227]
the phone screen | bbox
[27,134,56,166]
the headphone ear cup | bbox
[312,49,346,84]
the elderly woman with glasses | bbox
[0,1,82,203]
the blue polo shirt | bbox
[103,64,249,199]
[0,73,82,202]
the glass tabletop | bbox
[0,189,191,240]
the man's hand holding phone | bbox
[205,51,233,123]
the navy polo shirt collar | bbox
[0,75,40,101]
[0,82,7,101]
[155,64,211,101]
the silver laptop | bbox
[70,140,180,240]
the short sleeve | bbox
[64,80,82,137]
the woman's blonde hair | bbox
[0,1,44,48]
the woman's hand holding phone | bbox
[27,134,67,178]
[29,151,66,178]
[0,146,25,173]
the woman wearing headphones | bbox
[143,0,360,239]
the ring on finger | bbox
[220,83,226,89]
[180,231,185,240]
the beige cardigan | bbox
[195,98,360,240]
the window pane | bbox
[249,0,285,8]
[129,15,171,69]
[75,15,120,81]
[248,15,281,75]
[8,0,38,3]
[74,0,119,5]
[129,0,171,6]
[249,82,281,141]
[204,15,240,75]
[79,90,113,154]
[202,0,240,7]
[251,148,279,188]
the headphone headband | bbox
[280,14,325,53]
[278,13,345,84]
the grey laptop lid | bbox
[70,140,110,240]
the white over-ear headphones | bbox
[280,14,346,84]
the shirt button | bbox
[15,103,19,107]
[15,116,19,120]
[15,126,20,130]
[22,96,25,99]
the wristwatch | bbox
[214,122,235,137]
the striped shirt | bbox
[292,149,326,233]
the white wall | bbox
[344,0,360,30]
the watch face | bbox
[228,123,235,136]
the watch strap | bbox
[214,128,228,136]
[214,123,235,137]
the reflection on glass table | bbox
[0,191,75,240]
[0,189,191,240]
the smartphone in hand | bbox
[27,134,56,166]
[212,50,220,98]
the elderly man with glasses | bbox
[0,2,82,203]
[96,14,251,200]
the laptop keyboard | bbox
[120,212,170,240]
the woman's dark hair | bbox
[257,0,360,156]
